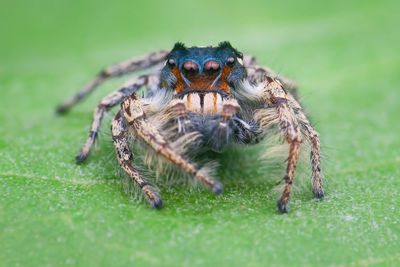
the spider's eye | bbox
[226,57,235,66]
[182,61,199,75]
[167,58,176,68]
[204,60,220,75]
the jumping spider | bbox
[57,42,324,213]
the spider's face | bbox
[161,42,246,95]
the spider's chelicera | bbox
[57,42,324,213]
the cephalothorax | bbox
[57,42,324,213]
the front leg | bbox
[111,111,162,208]
[122,94,223,194]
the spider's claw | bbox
[55,105,68,115]
[142,184,163,209]
[277,198,289,214]
[75,152,88,163]
[313,188,325,199]
[149,194,163,209]
[151,198,163,209]
[212,181,224,195]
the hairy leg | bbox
[76,75,155,162]
[111,111,162,208]
[122,94,223,194]
[56,50,168,114]
[295,108,324,198]
[275,83,324,198]
[257,77,302,213]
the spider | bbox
[57,42,324,213]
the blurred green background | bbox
[1,0,399,266]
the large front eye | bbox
[182,61,199,75]
[204,60,220,75]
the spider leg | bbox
[243,54,298,99]
[257,77,303,213]
[56,50,169,114]
[111,111,162,208]
[76,75,154,162]
[273,83,324,199]
[122,94,223,194]
[295,107,324,198]
[244,56,323,203]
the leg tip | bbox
[277,198,289,214]
[151,197,163,209]
[56,105,68,115]
[142,185,163,209]
[313,188,325,199]
[75,152,88,163]
[212,182,224,195]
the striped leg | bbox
[56,50,168,114]
[274,80,324,199]
[76,75,154,162]
[122,94,223,194]
[258,77,302,213]
[111,111,162,208]
[295,108,324,198]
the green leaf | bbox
[1,0,399,265]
